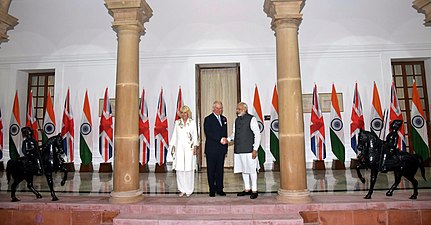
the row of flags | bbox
[310,81,429,162]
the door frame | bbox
[195,63,241,169]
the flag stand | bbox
[0,161,4,171]
[155,163,166,173]
[64,162,75,172]
[272,162,280,171]
[312,160,325,170]
[349,158,359,169]
[259,164,265,172]
[139,163,149,173]
[423,158,430,167]
[331,159,346,170]
[79,162,94,172]
[99,162,113,173]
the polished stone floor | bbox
[1,167,430,198]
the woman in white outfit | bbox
[169,105,198,197]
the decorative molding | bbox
[1,43,431,65]
[0,0,18,44]
[413,0,431,27]
[264,0,305,31]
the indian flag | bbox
[270,84,279,164]
[410,80,429,160]
[329,84,345,162]
[369,82,384,138]
[251,85,265,166]
[80,90,93,165]
[9,91,22,160]
[42,89,56,143]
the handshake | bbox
[220,137,229,145]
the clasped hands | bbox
[220,137,229,145]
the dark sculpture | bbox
[6,128,67,202]
[356,120,426,199]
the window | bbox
[27,72,55,144]
[391,61,430,153]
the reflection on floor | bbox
[1,168,430,197]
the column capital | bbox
[413,0,431,27]
[264,0,305,31]
[0,0,18,44]
[104,0,153,35]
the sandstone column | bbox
[264,0,311,203]
[105,0,152,204]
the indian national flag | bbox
[80,90,93,165]
[251,85,265,166]
[329,84,345,162]
[42,89,56,143]
[26,90,39,141]
[410,80,429,160]
[369,82,384,137]
[9,91,22,160]
[270,84,279,164]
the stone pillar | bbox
[264,0,311,204]
[105,0,152,204]
[413,0,431,27]
[0,0,18,44]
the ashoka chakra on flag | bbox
[412,115,425,129]
[330,118,343,131]
[81,122,92,135]
[371,118,383,131]
[270,119,279,132]
[10,124,20,136]
[258,121,264,133]
[44,122,56,135]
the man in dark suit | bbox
[204,100,228,197]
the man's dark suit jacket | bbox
[204,113,228,155]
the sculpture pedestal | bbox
[0,161,4,171]
[332,159,346,170]
[64,162,75,172]
[99,162,113,173]
[155,163,166,173]
[79,163,94,172]
[350,158,359,169]
[139,163,149,173]
[313,160,326,170]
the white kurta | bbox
[168,118,198,171]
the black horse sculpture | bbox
[356,129,426,199]
[7,134,68,202]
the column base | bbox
[110,189,143,204]
[276,189,311,204]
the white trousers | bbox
[242,172,258,192]
[176,171,194,195]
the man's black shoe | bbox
[250,192,258,199]
[209,192,215,197]
[237,190,252,196]
[217,191,226,196]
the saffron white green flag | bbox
[43,89,56,143]
[270,84,279,164]
[410,80,429,161]
[80,90,93,165]
[329,84,345,162]
[252,85,265,166]
[369,82,384,138]
[9,91,22,160]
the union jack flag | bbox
[26,90,39,141]
[389,81,406,151]
[61,88,75,162]
[139,89,150,165]
[350,82,364,154]
[99,88,113,162]
[310,84,326,160]
[154,88,168,165]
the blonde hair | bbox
[180,105,192,118]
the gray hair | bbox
[237,102,248,111]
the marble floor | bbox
[1,167,430,198]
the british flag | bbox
[139,89,150,165]
[61,88,75,162]
[99,88,113,162]
[26,90,39,141]
[350,82,364,154]
[154,88,168,166]
[310,84,326,160]
[389,81,406,151]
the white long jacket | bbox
[168,118,198,171]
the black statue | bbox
[21,127,43,175]
[6,130,67,202]
[356,121,426,199]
